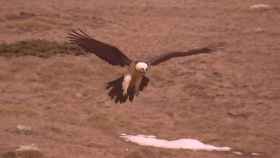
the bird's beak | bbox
[142,68,147,73]
[145,68,149,72]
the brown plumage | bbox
[68,29,131,66]
[67,29,217,103]
[148,48,212,65]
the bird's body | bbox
[123,61,148,96]
[68,29,218,103]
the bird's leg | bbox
[134,76,143,96]
[122,74,132,96]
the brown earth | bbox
[0,0,280,158]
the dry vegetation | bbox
[0,40,81,57]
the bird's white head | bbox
[135,62,149,73]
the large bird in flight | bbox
[68,29,217,103]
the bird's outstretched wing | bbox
[148,47,214,66]
[68,29,132,67]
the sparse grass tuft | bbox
[0,40,82,57]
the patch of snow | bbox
[249,4,272,10]
[16,144,39,151]
[120,134,231,151]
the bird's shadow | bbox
[105,76,149,103]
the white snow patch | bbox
[250,4,272,10]
[16,144,39,151]
[120,134,231,151]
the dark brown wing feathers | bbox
[68,29,131,66]
[148,47,213,65]
[106,76,149,103]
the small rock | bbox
[251,152,260,156]
[16,125,32,135]
[2,144,43,158]
[19,12,36,18]
[232,151,243,155]
[250,4,272,10]
[227,108,251,119]
[254,27,264,33]
[75,92,83,98]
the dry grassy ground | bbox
[0,0,280,158]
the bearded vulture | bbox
[68,29,217,103]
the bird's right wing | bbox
[148,47,214,66]
[68,29,132,67]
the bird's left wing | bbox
[68,29,132,67]
[147,47,214,66]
